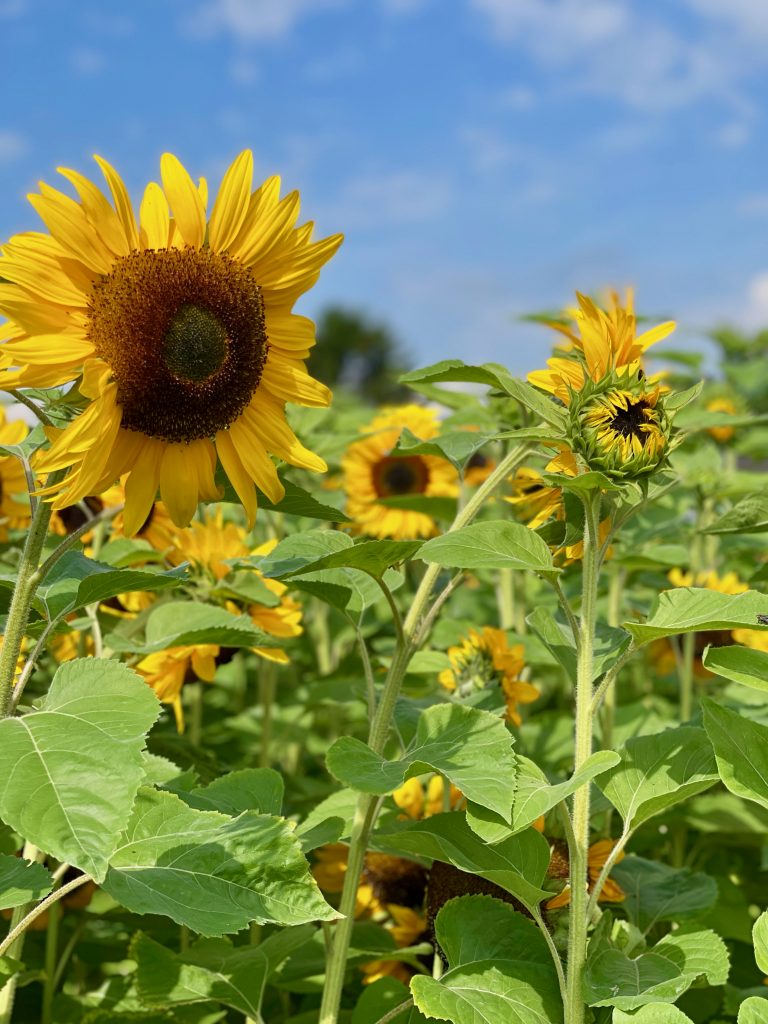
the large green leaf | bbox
[754,912,768,975]
[624,589,768,645]
[584,927,729,1009]
[611,856,718,931]
[702,645,768,694]
[527,609,630,684]
[419,521,558,578]
[702,700,768,812]
[326,704,516,819]
[258,479,350,522]
[375,812,551,908]
[704,492,768,535]
[0,659,159,881]
[596,726,718,829]
[133,927,314,1016]
[392,427,495,471]
[262,539,423,581]
[467,751,620,842]
[108,601,273,654]
[36,550,187,619]
[185,768,284,816]
[103,788,337,935]
[0,854,52,910]
[410,895,563,1023]
[739,999,768,1024]
[613,1006,695,1022]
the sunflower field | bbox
[0,149,765,1024]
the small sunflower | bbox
[0,407,31,540]
[342,405,459,539]
[136,643,219,731]
[393,775,464,819]
[529,290,674,403]
[545,838,625,910]
[705,397,737,444]
[439,626,539,726]
[0,151,341,533]
[575,381,669,479]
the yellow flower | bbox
[393,776,464,819]
[342,405,459,539]
[0,408,31,540]
[0,151,341,532]
[360,905,429,986]
[506,465,562,529]
[577,383,669,479]
[733,628,768,653]
[705,397,737,443]
[439,626,539,726]
[50,484,123,541]
[136,644,219,731]
[546,839,625,910]
[529,290,674,404]
[667,568,748,595]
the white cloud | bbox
[683,0,768,40]
[187,0,348,41]
[459,125,522,173]
[0,0,26,17]
[716,120,751,148]
[0,130,27,164]
[743,270,768,328]
[321,171,455,230]
[70,48,106,75]
[500,85,536,111]
[229,57,259,84]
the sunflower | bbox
[0,151,341,533]
[360,905,430,985]
[577,383,668,479]
[705,397,737,444]
[393,775,464,819]
[545,838,625,910]
[529,289,674,403]
[0,407,31,540]
[135,643,219,731]
[439,626,539,726]
[342,405,459,539]
[732,627,768,654]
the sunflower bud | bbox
[568,371,671,481]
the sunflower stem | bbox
[258,661,277,768]
[564,489,601,1024]
[0,479,60,717]
[318,445,531,1024]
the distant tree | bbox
[309,306,411,405]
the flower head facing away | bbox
[0,151,342,533]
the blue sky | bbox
[2,0,768,374]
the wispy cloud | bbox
[321,170,455,230]
[70,48,106,75]
[0,130,28,165]
[187,0,348,41]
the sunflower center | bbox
[609,398,649,440]
[162,305,229,383]
[88,248,269,443]
[373,456,429,497]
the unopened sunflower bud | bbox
[568,372,671,481]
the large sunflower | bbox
[342,405,459,539]
[0,151,342,533]
[529,290,675,403]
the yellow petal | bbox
[57,165,130,257]
[228,416,285,503]
[160,153,206,249]
[28,189,113,274]
[159,443,199,527]
[139,182,170,249]
[208,150,253,253]
[94,155,139,250]
[123,438,165,536]
[215,429,257,527]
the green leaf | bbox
[527,609,630,685]
[103,788,337,935]
[376,812,551,908]
[543,470,622,494]
[185,769,284,816]
[36,551,186,619]
[211,570,281,608]
[466,751,620,842]
[410,895,563,1023]
[257,479,350,523]
[326,704,516,819]
[702,645,768,694]
[0,957,23,992]
[133,927,314,1016]
[419,521,558,578]
[353,978,424,1024]
[596,726,718,829]
[702,700,768,812]
[392,428,494,471]
[704,493,768,534]
[584,926,729,1009]
[613,1004,695,1022]
[0,659,159,881]
[739,998,768,1024]
[0,854,52,909]
[611,856,718,931]
[108,601,273,655]
[263,539,423,581]
[624,589,768,645]
[754,912,768,975]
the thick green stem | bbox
[258,661,277,768]
[565,491,601,1024]
[0,496,56,717]
[601,565,625,753]
[318,446,530,1024]
[41,898,61,1024]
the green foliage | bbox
[702,700,768,812]
[0,855,52,910]
[410,895,563,1023]
[419,520,558,577]
[624,589,768,644]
